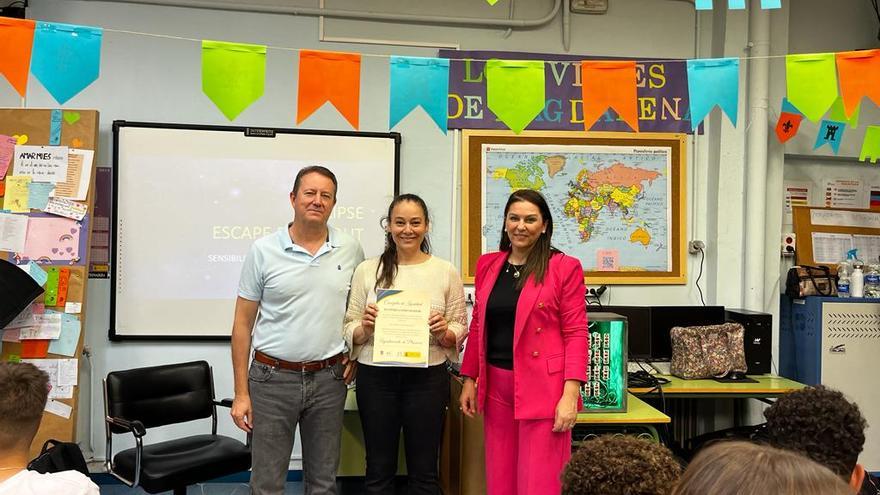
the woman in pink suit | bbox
[459,189,588,495]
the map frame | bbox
[461,130,686,285]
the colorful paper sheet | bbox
[49,109,62,145]
[30,22,103,104]
[485,59,545,134]
[389,56,450,133]
[28,182,55,210]
[24,261,49,287]
[297,50,361,129]
[21,340,49,359]
[4,175,32,213]
[785,53,838,122]
[13,145,68,183]
[859,126,880,164]
[48,314,80,357]
[0,17,35,97]
[581,60,639,132]
[835,49,880,119]
[0,212,28,252]
[687,57,739,130]
[201,40,266,121]
[813,120,846,154]
[52,148,93,201]
[775,111,803,143]
[20,215,83,263]
[0,134,16,178]
[44,197,87,221]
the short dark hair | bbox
[562,435,682,495]
[0,362,49,449]
[764,385,866,478]
[291,165,338,198]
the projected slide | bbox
[113,123,398,338]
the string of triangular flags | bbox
[2,14,880,163]
[486,0,783,9]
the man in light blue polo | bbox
[230,166,364,495]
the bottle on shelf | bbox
[864,264,880,298]
[837,260,851,298]
[849,250,865,298]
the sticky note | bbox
[45,267,60,306]
[56,267,70,306]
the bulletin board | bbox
[0,109,98,457]
[461,130,686,284]
[792,205,880,269]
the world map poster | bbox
[482,144,672,273]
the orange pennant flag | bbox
[297,50,361,129]
[836,49,880,119]
[581,60,639,132]
[0,17,36,97]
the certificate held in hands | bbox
[372,289,431,367]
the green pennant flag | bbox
[785,53,838,123]
[202,40,266,120]
[486,60,545,134]
[828,96,860,129]
[859,126,880,164]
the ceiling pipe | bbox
[86,0,562,29]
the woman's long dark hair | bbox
[499,189,557,289]
[375,194,432,290]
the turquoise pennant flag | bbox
[813,120,846,154]
[202,40,266,121]
[389,56,450,133]
[761,0,782,8]
[781,97,802,115]
[486,60,545,134]
[728,0,745,9]
[695,0,713,10]
[687,58,739,130]
[30,22,102,104]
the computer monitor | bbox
[587,305,652,360]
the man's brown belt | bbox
[253,350,344,372]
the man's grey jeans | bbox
[248,359,347,495]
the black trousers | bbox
[356,363,450,495]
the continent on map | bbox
[491,154,547,190]
[563,162,662,243]
[544,155,566,177]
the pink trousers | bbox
[484,365,572,495]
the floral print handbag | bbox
[670,322,748,379]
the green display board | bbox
[581,312,628,413]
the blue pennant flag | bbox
[687,58,739,130]
[389,56,450,133]
[31,22,103,104]
[781,97,802,115]
[728,0,746,9]
[814,119,846,154]
[695,0,713,10]
[761,0,782,8]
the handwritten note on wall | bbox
[13,145,69,183]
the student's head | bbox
[376,194,431,289]
[290,166,338,226]
[671,441,851,495]
[562,435,681,495]
[0,362,50,452]
[765,385,867,489]
[499,189,555,286]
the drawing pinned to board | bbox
[16,214,89,265]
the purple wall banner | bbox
[440,49,695,134]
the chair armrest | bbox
[214,398,234,408]
[106,416,147,438]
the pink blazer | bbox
[460,250,589,420]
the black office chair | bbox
[103,360,251,494]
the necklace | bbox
[506,261,522,279]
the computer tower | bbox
[725,308,772,375]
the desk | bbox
[629,374,805,399]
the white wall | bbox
[4,0,876,465]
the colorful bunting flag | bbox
[835,49,880,119]
[781,97,801,115]
[581,61,639,132]
[30,22,103,104]
[813,120,846,154]
[775,111,803,143]
[0,17,35,97]
[389,56,449,133]
[785,53,838,123]
[728,0,746,9]
[486,0,501,4]
[859,126,880,164]
[761,0,782,8]
[485,60,545,134]
[695,0,713,9]
[828,96,860,129]
[686,58,739,130]
[297,50,361,129]
[201,40,266,121]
